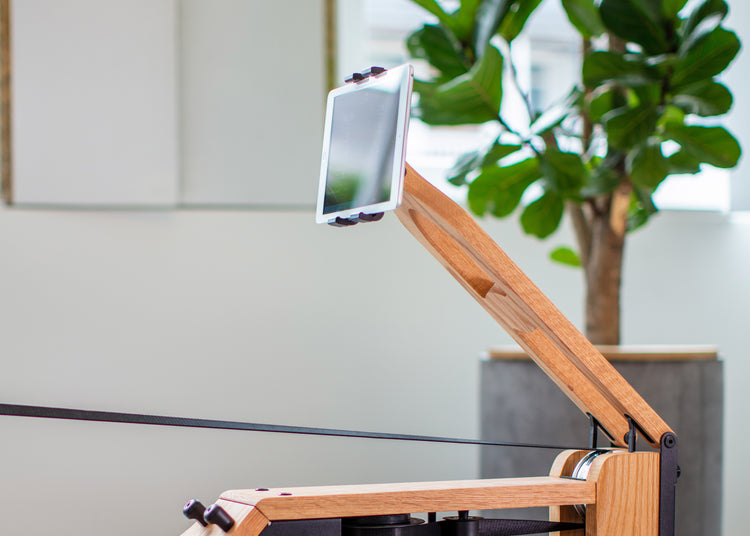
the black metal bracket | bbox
[625,416,637,452]
[345,66,387,84]
[659,432,679,536]
[586,413,616,448]
[621,414,656,453]
[328,212,385,228]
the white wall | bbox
[179,0,326,205]
[11,0,179,205]
[727,0,750,211]
[2,206,749,535]
[0,2,749,536]
[9,0,325,207]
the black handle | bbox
[183,499,208,526]
[204,503,235,532]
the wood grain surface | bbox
[220,477,595,521]
[1,0,11,203]
[487,345,718,361]
[549,450,589,536]
[178,450,660,536]
[586,451,660,535]
[395,164,672,448]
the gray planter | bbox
[480,347,722,536]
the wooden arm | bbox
[181,450,659,536]
[395,164,672,448]
[183,478,593,536]
[219,477,594,520]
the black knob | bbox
[183,499,208,526]
[204,503,235,532]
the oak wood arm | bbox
[180,451,659,536]
[395,164,672,448]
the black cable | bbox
[0,402,587,451]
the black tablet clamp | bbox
[345,65,387,84]
[328,67,389,228]
[328,211,384,227]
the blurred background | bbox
[0,1,747,534]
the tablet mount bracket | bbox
[328,211,384,227]
[327,67,390,228]
[345,66,387,84]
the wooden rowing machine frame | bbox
[179,164,678,536]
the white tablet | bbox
[316,64,413,224]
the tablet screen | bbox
[317,65,413,224]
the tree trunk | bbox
[571,34,630,346]
[582,186,629,345]
[585,215,623,344]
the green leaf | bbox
[672,80,733,116]
[627,188,658,231]
[600,0,674,54]
[662,0,688,19]
[604,105,659,149]
[587,88,626,123]
[628,142,670,189]
[561,0,606,37]
[631,84,661,108]
[539,150,587,196]
[657,104,686,127]
[447,151,482,186]
[482,141,523,166]
[467,158,541,217]
[499,0,544,42]
[530,87,582,135]
[680,0,728,42]
[416,45,504,125]
[446,141,521,186]
[662,123,741,168]
[582,154,623,196]
[520,191,564,238]
[666,148,702,174]
[583,51,660,87]
[473,0,514,54]
[453,0,484,42]
[550,246,582,267]
[410,0,458,33]
[407,24,468,81]
[588,90,613,123]
[672,27,740,89]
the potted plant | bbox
[404,0,741,345]
[403,1,740,533]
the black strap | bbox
[478,518,583,535]
[0,402,586,451]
